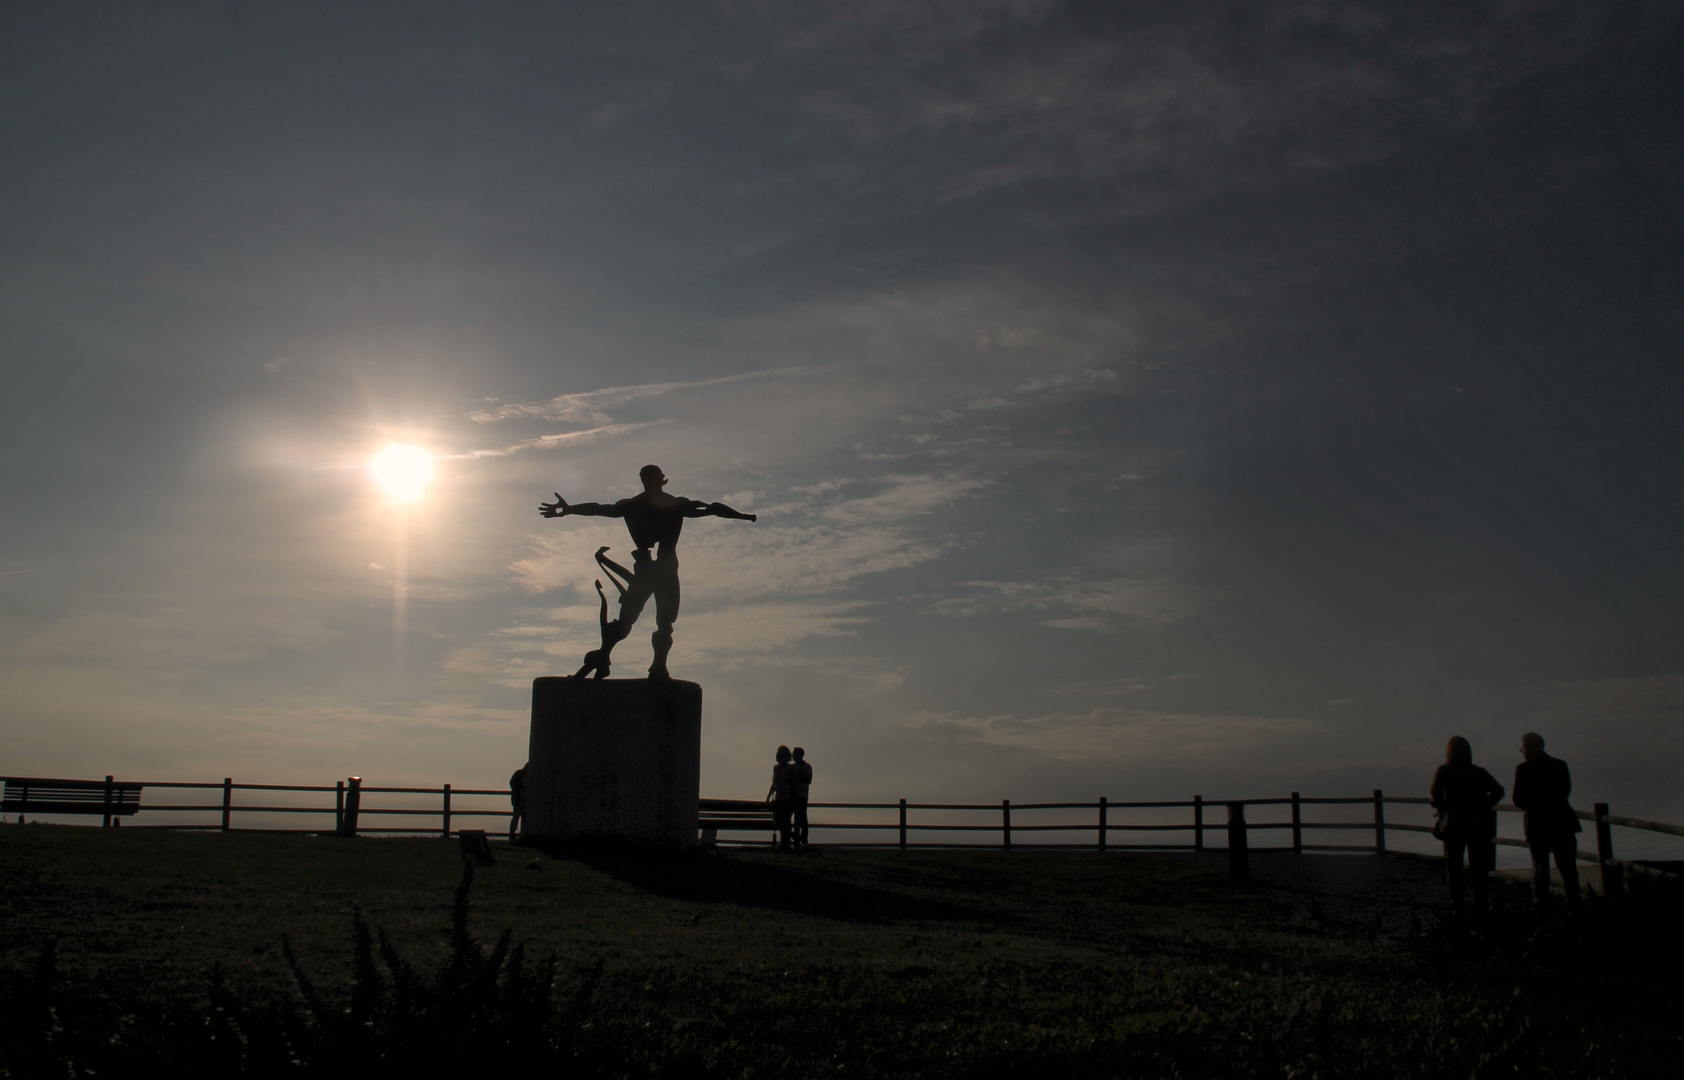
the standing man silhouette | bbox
[790,747,813,850]
[539,465,755,679]
[1512,732,1582,913]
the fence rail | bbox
[4,775,1679,888]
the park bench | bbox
[698,798,778,846]
[3,776,143,826]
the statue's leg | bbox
[647,564,681,679]
[649,624,673,679]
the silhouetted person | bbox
[1513,732,1581,913]
[540,465,755,679]
[1430,736,1504,918]
[508,762,528,839]
[790,747,813,850]
[765,745,794,852]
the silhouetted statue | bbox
[1513,732,1582,913]
[790,746,812,850]
[539,465,756,679]
[1430,736,1503,919]
[766,745,795,852]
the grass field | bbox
[2,824,1680,1077]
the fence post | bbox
[1373,789,1386,855]
[103,775,114,828]
[1227,801,1249,879]
[1193,795,1204,852]
[335,781,344,834]
[899,798,907,851]
[1098,796,1108,852]
[1594,802,1621,896]
[442,783,452,840]
[340,777,362,838]
[1291,792,1302,854]
[1002,800,1012,850]
[221,778,233,832]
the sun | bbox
[370,444,434,503]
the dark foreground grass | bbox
[1,826,1680,1077]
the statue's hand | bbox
[538,492,569,518]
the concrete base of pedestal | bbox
[525,677,702,845]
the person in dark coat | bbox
[1512,732,1581,911]
[1430,736,1504,917]
[509,763,528,840]
[765,745,794,852]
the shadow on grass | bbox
[532,840,1002,925]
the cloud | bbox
[921,706,1317,762]
[1040,616,1111,632]
[496,473,988,667]
[451,421,665,460]
[931,574,1198,625]
[706,1,1616,214]
[820,473,991,524]
[512,473,975,604]
[466,369,807,424]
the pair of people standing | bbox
[1430,732,1581,917]
[766,746,812,852]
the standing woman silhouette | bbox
[765,746,795,853]
[1430,736,1505,919]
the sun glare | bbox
[370,444,434,503]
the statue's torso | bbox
[621,492,690,555]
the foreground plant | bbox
[1,863,600,1078]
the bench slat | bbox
[3,788,142,800]
[4,778,144,817]
[2,800,142,816]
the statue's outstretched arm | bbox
[684,499,757,522]
[538,493,627,519]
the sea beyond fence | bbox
[4,773,1681,883]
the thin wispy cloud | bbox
[920,706,1318,762]
[467,369,809,425]
[449,421,666,460]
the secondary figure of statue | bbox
[539,464,756,679]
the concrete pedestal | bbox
[526,677,701,845]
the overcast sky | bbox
[4,2,1683,825]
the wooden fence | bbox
[4,776,1680,888]
[1,777,513,838]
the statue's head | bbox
[639,464,666,491]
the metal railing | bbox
[2,776,516,839]
[710,790,1683,889]
[5,776,1679,889]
